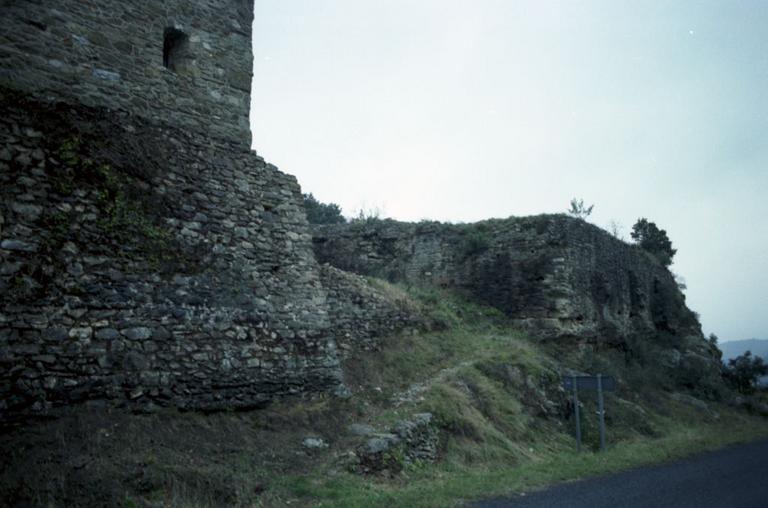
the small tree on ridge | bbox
[630,218,676,267]
[568,198,594,220]
[303,193,346,225]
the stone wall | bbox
[319,265,426,354]
[0,92,343,422]
[312,216,703,347]
[0,0,254,145]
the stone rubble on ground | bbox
[352,413,439,474]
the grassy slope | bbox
[260,286,768,507]
[1,286,766,508]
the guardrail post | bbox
[597,373,606,452]
[573,375,581,453]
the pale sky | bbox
[250,0,768,343]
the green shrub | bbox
[303,193,346,224]
[630,218,676,267]
[460,230,491,258]
[723,351,768,394]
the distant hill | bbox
[719,339,768,361]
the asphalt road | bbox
[471,439,768,508]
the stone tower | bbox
[0,0,254,145]
[0,1,350,421]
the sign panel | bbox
[562,375,616,392]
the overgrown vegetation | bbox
[5,133,202,305]
[264,288,765,507]
[723,351,768,394]
[631,218,677,267]
[459,228,491,259]
[51,136,198,271]
[1,287,765,507]
[350,206,384,223]
[303,193,346,225]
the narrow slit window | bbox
[163,27,190,73]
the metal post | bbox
[597,373,606,452]
[572,375,581,453]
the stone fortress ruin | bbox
[0,1,718,424]
[0,0,362,421]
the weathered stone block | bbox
[68,327,93,340]
[0,239,36,252]
[95,328,121,340]
[121,327,152,341]
[124,352,150,371]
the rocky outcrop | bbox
[312,217,704,349]
[314,217,726,393]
